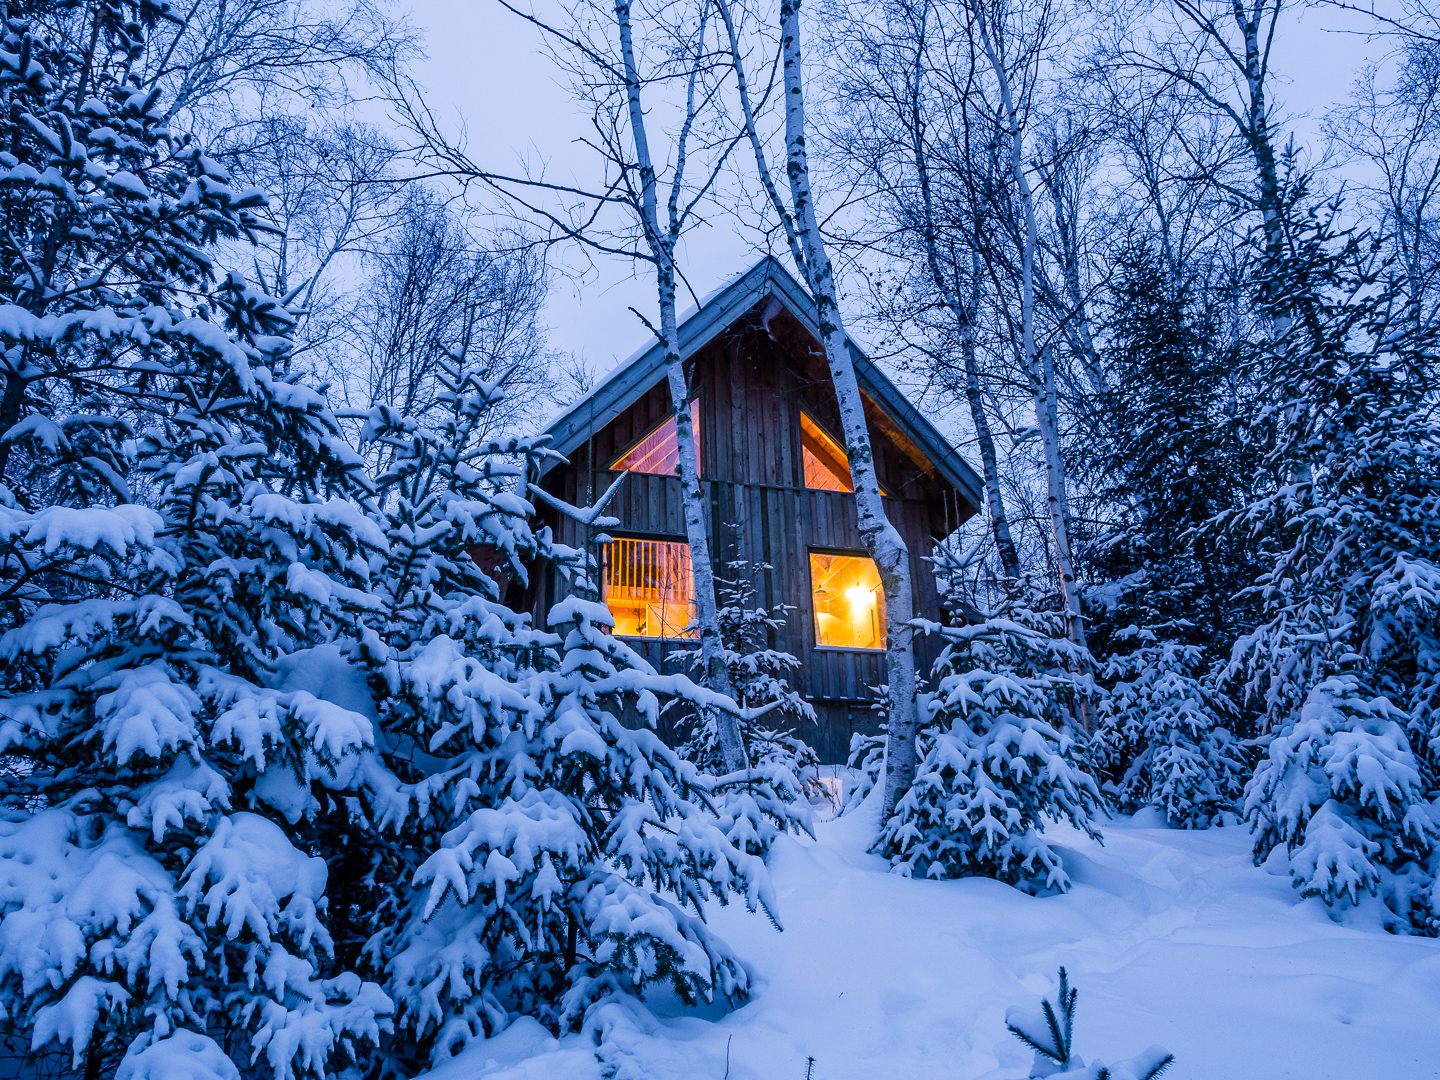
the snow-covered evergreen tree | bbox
[1223,195,1440,933]
[346,361,780,1068]
[841,726,888,815]
[673,558,818,843]
[878,575,1104,893]
[1093,626,1247,828]
[1085,240,1263,661]
[0,3,392,1075]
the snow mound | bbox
[116,1032,240,1080]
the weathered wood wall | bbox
[529,302,963,763]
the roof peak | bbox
[537,256,983,509]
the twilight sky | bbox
[400,0,1402,391]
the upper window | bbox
[611,399,701,476]
[809,551,886,650]
[603,537,697,639]
[801,411,854,492]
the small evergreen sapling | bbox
[673,558,818,848]
[878,577,1105,893]
[676,559,818,779]
[1006,968,1173,1080]
[1094,626,1247,827]
[841,725,889,815]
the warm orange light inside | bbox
[611,399,701,476]
[801,411,854,492]
[810,552,885,649]
[603,537,697,639]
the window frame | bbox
[806,546,887,653]
[608,394,703,477]
[797,407,893,497]
[799,408,853,493]
[600,531,699,641]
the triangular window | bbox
[611,399,701,476]
[801,411,853,492]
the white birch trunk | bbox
[779,0,921,816]
[972,6,1090,673]
[906,31,1020,579]
[717,0,807,281]
[616,0,747,771]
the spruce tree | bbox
[1087,242,1260,655]
[1093,627,1248,827]
[1083,242,1260,819]
[0,2,392,1075]
[1224,193,1440,933]
[673,558,818,845]
[879,571,1104,893]
[349,358,779,1068]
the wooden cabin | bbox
[527,257,985,762]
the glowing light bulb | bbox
[845,585,872,608]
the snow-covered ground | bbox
[424,793,1440,1080]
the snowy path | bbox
[426,797,1440,1080]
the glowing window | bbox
[810,552,885,649]
[801,412,894,495]
[801,411,854,492]
[611,399,701,476]
[603,537,697,639]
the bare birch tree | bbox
[715,0,926,813]
[960,0,1091,667]
[216,118,401,367]
[343,191,553,439]
[383,0,751,770]
[1328,43,1440,327]
[135,0,415,129]
[823,0,1023,581]
[1088,0,1294,333]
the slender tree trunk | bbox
[74,5,103,112]
[83,1037,103,1080]
[906,38,1020,579]
[615,0,746,771]
[717,0,807,280]
[1231,1,1295,347]
[780,0,921,816]
[1238,7,1283,255]
[959,266,1019,580]
[0,367,27,483]
[1032,345,1086,658]
[971,5,1089,667]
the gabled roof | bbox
[539,256,985,512]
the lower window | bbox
[603,537,697,639]
[810,551,886,649]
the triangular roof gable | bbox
[539,256,985,512]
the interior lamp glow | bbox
[809,552,886,649]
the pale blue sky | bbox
[402,0,1403,382]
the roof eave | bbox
[539,258,786,470]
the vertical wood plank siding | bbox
[533,306,956,763]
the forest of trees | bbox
[0,0,1437,1075]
